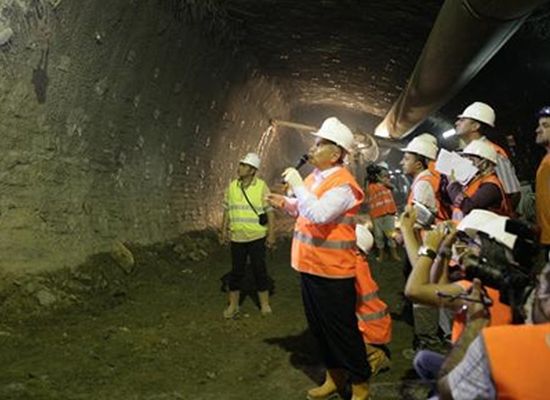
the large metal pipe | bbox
[374,0,548,139]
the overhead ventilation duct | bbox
[374,0,548,139]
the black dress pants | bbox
[300,272,371,383]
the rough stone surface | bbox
[0,0,289,274]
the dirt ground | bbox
[0,235,430,400]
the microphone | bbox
[281,154,309,184]
[295,154,309,170]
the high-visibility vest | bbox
[451,280,512,343]
[291,167,364,278]
[451,173,511,221]
[355,254,392,344]
[226,178,268,237]
[428,161,451,221]
[483,323,550,399]
[407,170,449,222]
[366,183,397,219]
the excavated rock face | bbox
[0,0,549,273]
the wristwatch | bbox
[417,246,437,260]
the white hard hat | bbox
[400,135,438,160]
[457,209,516,250]
[462,140,497,164]
[239,152,261,169]
[356,224,374,254]
[376,161,389,170]
[458,102,496,127]
[311,117,355,153]
[416,133,438,146]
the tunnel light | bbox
[442,129,456,139]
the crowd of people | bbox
[217,102,550,399]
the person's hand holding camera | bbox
[399,205,417,233]
[423,223,448,253]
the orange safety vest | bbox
[366,182,397,219]
[483,323,550,400]
[407,169,449,222]
[355,254,392,345]
[291,167,364,278]
[451,280,512,343]
[451,173,511,221]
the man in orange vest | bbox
[438,262,550,399]
[355,224,392,376]
[535,106,550,262]
[401,209,515,393]
[446,139,511,221]
[267,117,370,400]
[454,101,521,210]
[364,164,400,261]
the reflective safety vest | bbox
[451,173,511,221]
[355,254,392,344]
[451,280,512,343]
[291,167,364,278]
[226,178,268,240]
[483,323,550,400]
[366,182,397,219]
[407,169,449,222]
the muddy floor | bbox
[0,236,430,400]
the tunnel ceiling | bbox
[225,0,443,117]
[222,0,550,130]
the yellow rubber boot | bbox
[350,381,369,400]
[258,290,272,316]
[223,291,240,319]
[366,345,391,376]
[306,370,344,400]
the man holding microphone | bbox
[267,117,370,400]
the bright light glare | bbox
[442,129,456,139]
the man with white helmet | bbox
[220,152,275,319]
[455,102,521,208]
[267,117,371,400]
[399,134,446,354]
[446,139,511,221]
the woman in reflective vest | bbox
[447,139,512,221]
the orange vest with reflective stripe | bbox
[451,173,511,221]
[366,183,397,219]
[407,170,449,222]
[291,167,364,278]
[483,323,550,400]
[451,280,512,343]
[355,254,392,344]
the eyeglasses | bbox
[538,106,550,118]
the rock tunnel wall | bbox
[0,0,290,274]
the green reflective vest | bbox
[225,178,269,242]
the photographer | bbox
[438,262,550,399]
[402,209,515,390]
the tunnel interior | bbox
[0,0,549,272]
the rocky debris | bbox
[35,289,57,307]
[110,241,135,274]
[173,235,213,262]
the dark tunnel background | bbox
[1,0,550,274]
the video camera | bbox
[462,219,540,322]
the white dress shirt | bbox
[284,166,357,224]
[410,169,437,213]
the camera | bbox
[462,219,540,321]
[413,202,436,228]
